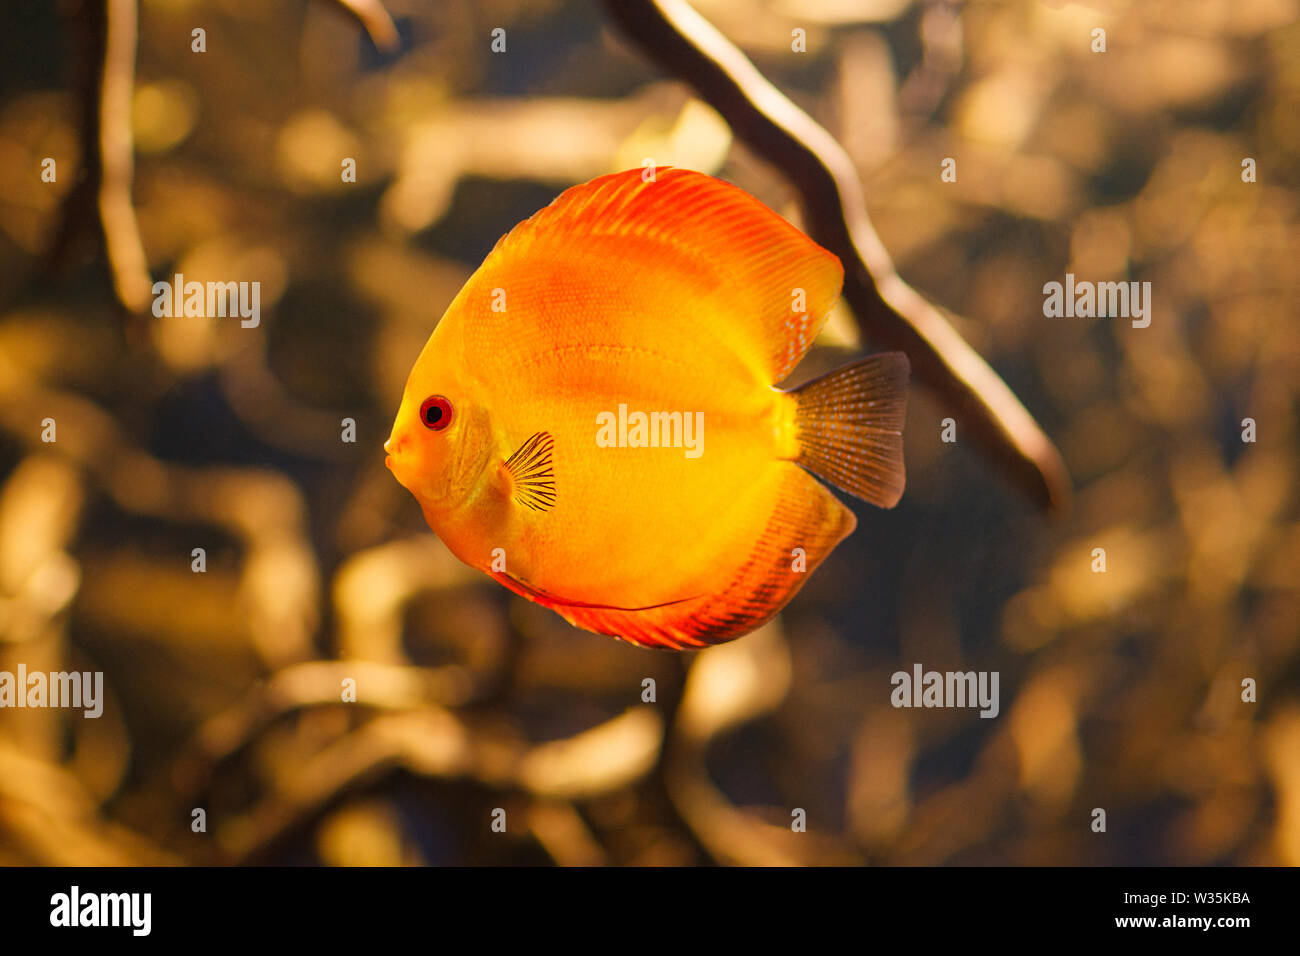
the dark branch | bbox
[44,0,151,315]
[330,0,400,52]
[601,0,1072,513]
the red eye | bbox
[419,395,453,431]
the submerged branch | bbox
[45,0,398,315]
[329,0,401,52]
[601,0,1072,513]
[98,0,150,312]
[43,0,151,315]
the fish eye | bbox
[419,395,453,431]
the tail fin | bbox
[790,352,909,508]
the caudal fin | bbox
[790,352,909,508]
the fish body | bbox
[386,168,908,649]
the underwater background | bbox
[0,0,1297,865]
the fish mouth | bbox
[384,452,416,495]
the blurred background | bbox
[0,0,1296,866]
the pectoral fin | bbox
[502,431,556,512]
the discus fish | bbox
[385,167,908,650]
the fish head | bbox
[385,346,492,519]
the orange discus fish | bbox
[385,167,908,650]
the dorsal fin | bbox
[481,167,843,384]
